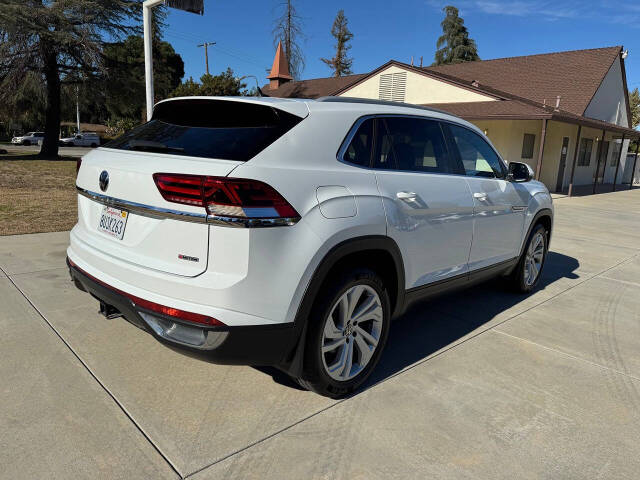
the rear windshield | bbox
[105,99,304,161]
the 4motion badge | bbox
[178,254,200,262]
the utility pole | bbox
[198,41,216,75]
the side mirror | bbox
[507,162,534,182]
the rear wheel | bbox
[23,140,31,146]
[510,224,548,293]
[297,268,390,398]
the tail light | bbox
[153,173,300,223]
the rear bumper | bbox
[67,257,298,366]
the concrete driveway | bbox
[1,189,639,479]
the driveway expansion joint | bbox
[2,271,184,479]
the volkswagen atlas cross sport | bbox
[67,96,553,398]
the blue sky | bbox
[162,0,640,91]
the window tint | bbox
[448,124,505,178]
[343,118,374,167]
[106,99,303,161]
[521,133,535,159]
[374,117,451,173]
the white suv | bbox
[59,132,100,147]
[11,131,44,145]
[67,97,553,397]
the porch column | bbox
[535,119,547,180]
[567,124,582,197]
[592,129,606,194]
[630,141,639,190]
[612,133,626,191]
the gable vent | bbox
[379,72,407,102]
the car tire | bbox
[509,223,548,293]
[23,140,31,146]
[297,268,391,398]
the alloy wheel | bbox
[321,284,384,382]
[524,232,545,286]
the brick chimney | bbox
[267,41,293,90]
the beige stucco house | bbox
[265,46,639,195]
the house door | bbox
[555,137,569,192]
[594,140,609,184]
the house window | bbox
[521,133,536,159]
[379,72,407,102]
[610,139,622,166]
[577,138,593,166]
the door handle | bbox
[473,192,488,200]
[396,191,417,200]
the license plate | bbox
[98,206,128,240]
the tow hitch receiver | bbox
[99,300,123,320]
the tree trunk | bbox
[39,45,61,159]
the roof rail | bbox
[315,96,449,115]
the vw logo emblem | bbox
[99,170,109,192]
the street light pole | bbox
[143,0,205,121]
[76,85,80,132]
[237,75,263,96]
[143,0,164,121]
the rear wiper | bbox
[129,140,184,153]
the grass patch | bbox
[0,160,77,236]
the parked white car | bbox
[67,96,553,398]
[11,131,44,146]
[59,132,100,147]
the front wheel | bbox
[510,223,548,293]
[297,268,390,398]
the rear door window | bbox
[374,116,452,173]
[105,99,304,161]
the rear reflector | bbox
[68,258,224,327]
[153,173,300,220]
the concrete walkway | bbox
[1,189,639,479]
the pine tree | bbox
[433,6,480,66]
[0,0,139,158]
[273,0,305,79]
[630,87,639,129]
[321,10,354,77]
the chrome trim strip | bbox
[77,187,208,223]
[76,187,300,228]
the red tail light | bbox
[153,173,300,220]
